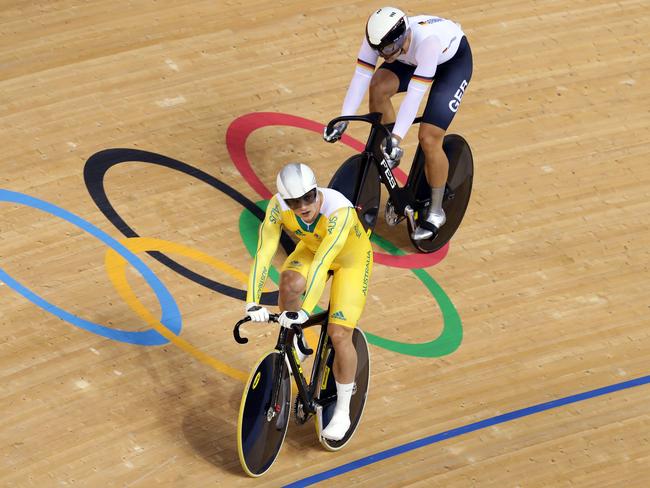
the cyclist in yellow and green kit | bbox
[245,162,373,441]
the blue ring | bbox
[0,189,181,345]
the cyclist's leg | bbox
[278,271,305,311]
[375,62,415,224]
[280,243,315,361]
[279,242,312,311]
[371,61,413,123]
[327,258,369,383]
[413,122,449,235]
[420,123,449,188]
[328,324,356,383]
[414,37,473,239]
[321,246,373,440]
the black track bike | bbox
[326,112,473,253]
[233,311,370,477]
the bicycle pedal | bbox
[444,184,454,201]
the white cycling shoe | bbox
[411,209,446,240]
[321,410,351,441]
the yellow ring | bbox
[104,237,253,382]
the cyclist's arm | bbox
[301,207,354,314]
[341,39,379,116]
[392,36,441,139]
[246,196,282,304]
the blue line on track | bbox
[284,374,650,487]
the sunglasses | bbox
[374,22,409,58]
[285,188,318,209]
[378,40,404,57]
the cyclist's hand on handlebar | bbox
[381,134,404,169]
[245,302,270,322]
[323,121,348,143]
[278,309,309,328]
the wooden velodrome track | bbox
[1,0,648,486]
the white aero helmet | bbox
[276,163,317,200]
[365,6,410,57]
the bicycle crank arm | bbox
[404,205,417,230]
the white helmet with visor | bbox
[366,7,410,57]
[276,163,318,206]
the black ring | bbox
[83,148,295,305]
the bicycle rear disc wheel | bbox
[328,154,381,232]
[408,133,474,253]
[316,328,371,451]
[237,350,291,477]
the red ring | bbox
[225,112,447,269]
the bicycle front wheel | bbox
[237,350,291,477]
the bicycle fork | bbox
[268,327,291,426]
[267,352,285,424]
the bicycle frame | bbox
[234,310,332,418]
[325,112,430,230]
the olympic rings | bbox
[225,112,448,269]
[105,237,248,382]
[2,108,463,387]
[0,189,181,346]
[83,148,293,305]
[3,113,461,361]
